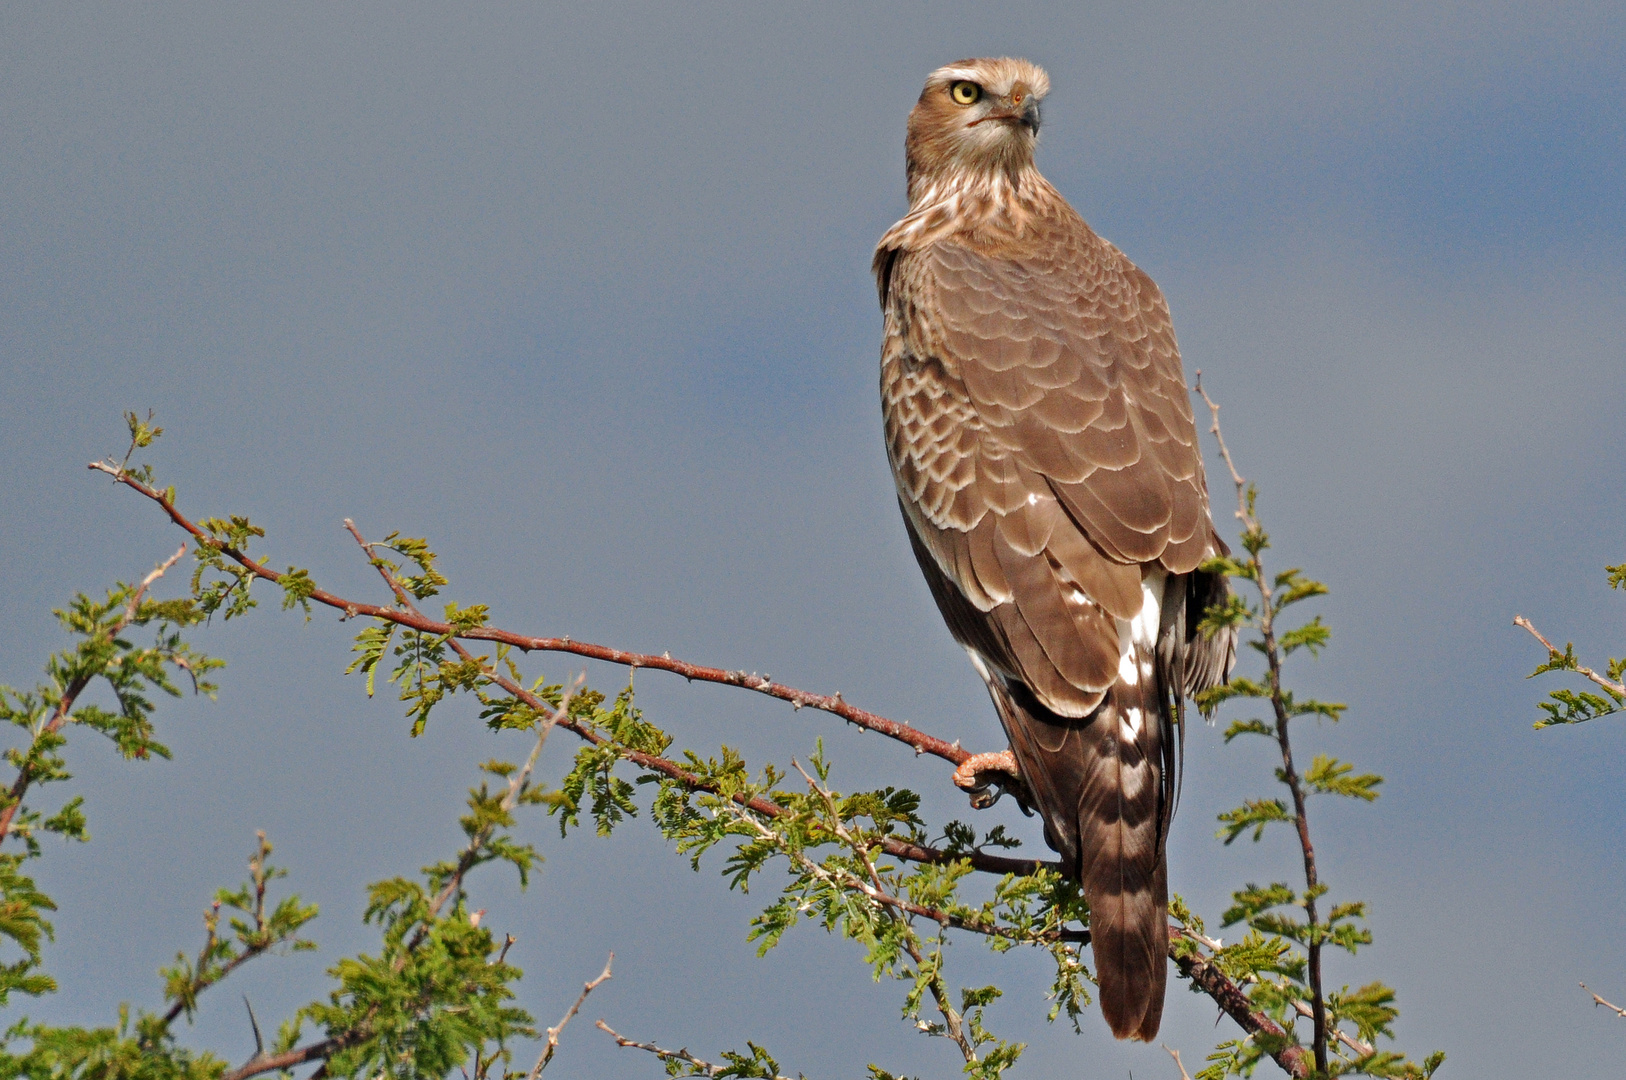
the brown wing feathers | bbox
[880,199,1225,1044]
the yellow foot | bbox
[952,750,1022,810]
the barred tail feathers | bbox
[989,575,1174,1041]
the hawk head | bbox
[906,58,1049,195]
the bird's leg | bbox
[952,749,1024,810]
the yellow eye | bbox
[950,81,981,106]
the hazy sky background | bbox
[3,3,1624,1076]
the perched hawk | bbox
[873,58,1236,1042]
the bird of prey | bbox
[873,57,1236,1042]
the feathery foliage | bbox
[0,410,1448,1079]
[1187,467,1441,1078]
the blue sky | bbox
[2,4,1624,1077]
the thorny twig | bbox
[1582,982,1626,1018]
[221,1034,353,1080]
[1195,372,1328,1075]
[151,467,964,764]
[595,1021,796,1080]
[0,543,188,845]
[1513,616,1626,698]
[155,832,281,1033]
[530,954,614,1076]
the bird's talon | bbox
[953,750,1022,809]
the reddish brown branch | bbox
[90,459,964,765]
[90,462,1035,876]
[0,543,187,845]
[1171,932,1313,1078]
[94,459,1303,1072]
[222,1033,353,1080]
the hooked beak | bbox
[1017,95,1040,134]
[967,92,1041,135]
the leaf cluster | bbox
[0,571,223,1017]
[1523,562,1625,728]
[32,415,1455,1080]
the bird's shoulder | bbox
[877,190,1213,573]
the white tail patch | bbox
[1113,572,1166,690]
[1118,647,1139,685]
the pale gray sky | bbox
[2,4,1624,1076]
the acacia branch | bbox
[91,462,1035,877]
[1193,375,1328,1074]
[1514,616,1626,698]
[596,1020,795,1080]
[0,543,187,845]
[158,832,284,1032]
[95,458,1306,1072]
[1169,933,1313,1078]
[89,459,963,764]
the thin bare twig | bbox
[0,543,188,845]
[1164,1044,1193,1080]
[1582,982,1626,1018]
[530,954,614,1076]
[1514,616,1626,697]
[596,1020,796,1080]
[1192,371,1251,530]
